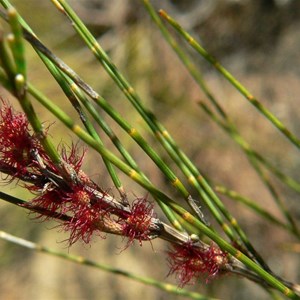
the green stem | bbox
[144,0,300,196]
[7,6,26,79]
[199,102,299,236]
[0,30,16,84]
[142,0,227,119]
[0,230,214,300]
[158,9,300,150]
[216,186,299,238]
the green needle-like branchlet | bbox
[216,186,300,238]
[158,9,300,150]
[143,0,300,197]
[199,102,299,237]
[142,1,299,261]
[142,0,227,119]
[0,31,16,84]
[0,230,213,300]
[7,7,26,79]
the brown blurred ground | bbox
[0,1,300,299]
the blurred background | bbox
[1,0,300,299]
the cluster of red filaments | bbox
[0,102,44,177]
[30,180,109,245]
[1,101,226,287]
[0,101,156,246]
[167,241,228,286]
[119,197,156,246]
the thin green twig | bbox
[158,9,300,150]
[142,0,226,119]
[0,230,214,300]
[215,186,299,238]
[143,0,300,196]
[199,102,299,236]
[7,7,26,79]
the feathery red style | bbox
[119,197,155,246]
[167,242,228,286]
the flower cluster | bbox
[29,171,157,246]
[30,174,110,245]
[1,101,228,287]
[167,241,228,286]
[0,101,45,178]
[118,197,156,247]
[0,101,157,247]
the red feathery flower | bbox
[64,202,107,245]
[30,189,65,218]
[62,186,108,245]
[60,143,91,184]
[31,182,110,245]
[120,197,155,246]
[41,142,87,181]
[167,242,228,287]
[60,143,86,173]
[0,102,34,175]
[0,101,49,182]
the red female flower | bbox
[120,197,156,246]
[40,142,88,182]
[62,185,109,245]
[31,181,110,245]
[30,188,65,218]
[60,143,92,184]
[167,242,228,287]
[60,143,86,173]
[0,102,35,175]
